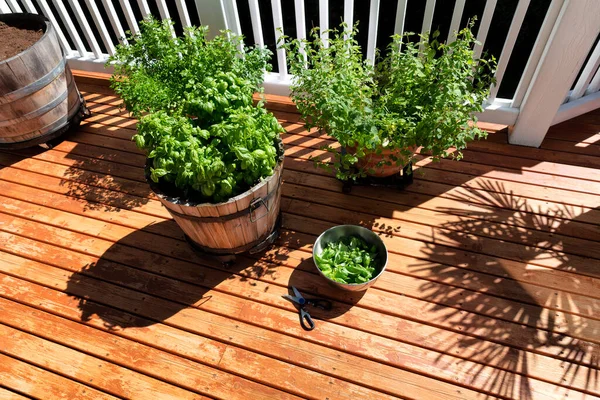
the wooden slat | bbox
[0,298,296,400]
[0,353,116,399]
[0,387,30,400]
[2,83,600,399]
[0,253,418,399]
[0,218,598,397]
[0,222,597,398]
[0,324,206,400]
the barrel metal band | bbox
[0,87,69,127]
[0,58,66,104]
[165,177,281,223]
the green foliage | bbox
[314,236,380,284]
[281,21,496,180]
[108,18,284,203]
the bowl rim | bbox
[312,224,388,287]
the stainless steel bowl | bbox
[313,225,388,291]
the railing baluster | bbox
[175,0,192,29]
[588,63,600,95]
[20,0,38,13]
[6,0,21,12]
[67,0,103,59]
[511,0,562,107]
[343,0,353,28]
[271,0,287,78]
[571,38,600,100]
[155,0,175,37]
[84,0,116,56]
[155,0,171,20]
[225,0,243,35]
[319,0,328,47]
[294,0,306,56]
[36,0,72,52]
[101,0,128,45]
[473,0,497,61]
[366,0,380,64]
[487,0,531,102]
[54,0,88,57]
[394,0,408,39]
[248,0,264,47]
[421,0,436,36]
[118,0,140,34]
[447,0,465,43]
[0,0,11,13]
[137,0,151,18]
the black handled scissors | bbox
[283,286,332,331]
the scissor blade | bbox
[282,294,301,304]
[292,286,303,300]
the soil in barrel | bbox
[0,21,44,61]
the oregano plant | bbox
[108,18,284,203]
[281,21,496,180]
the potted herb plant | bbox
[109,18,285,256]
[281,21,496,180]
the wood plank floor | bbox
[1,74,600,399]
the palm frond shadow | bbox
[414,180,600,398]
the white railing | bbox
[1,0,599,146]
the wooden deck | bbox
[1,73,600,400]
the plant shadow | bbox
[415,183,600,398]
[66,220,282,330]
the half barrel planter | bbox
[0,13,89,149]
[147,155,284,257]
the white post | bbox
[508,0,600,147]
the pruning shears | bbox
[283,286,332,331]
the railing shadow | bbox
[58,155,152,213]
[414,183,600,398]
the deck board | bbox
[1,76,599,399]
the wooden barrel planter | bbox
[147,155,284,257]
[0,13,89,149]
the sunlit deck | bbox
[1,73,599,400]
